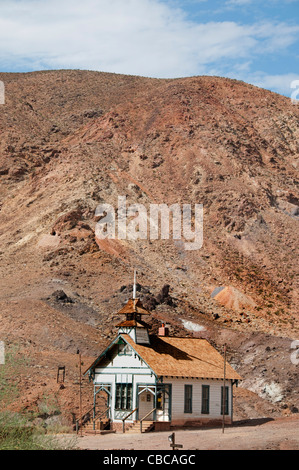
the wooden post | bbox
[222,344,227,434]
[57,366,65,383]
[169,432,183,449]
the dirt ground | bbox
[58,416,299,451]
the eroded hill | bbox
[0,70,298,423]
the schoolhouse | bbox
[83,294,242,433]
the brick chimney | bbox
[158,323,169,337]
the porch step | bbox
[83,429,116,436]
[81,419,110,432]
[126,421,155,433]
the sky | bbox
[0,0,298,96]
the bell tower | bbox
[116,270,151,345]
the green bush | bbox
[0,412,76,450]
[0,344,76,450]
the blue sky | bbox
[0,0,298,96]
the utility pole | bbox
[222,344,227,434]
[77,349,83,437]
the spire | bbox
[116,271,151,345]
[133,269,137,302]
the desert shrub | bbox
[0,344,25,408]
[0,345,76,449]
[0,411,76,450]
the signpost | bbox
[168,432,183,450]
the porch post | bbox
[93,385,96,430]
[136,384,139,421]
[231,380,233,423]
[154,382,157,422]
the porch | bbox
[76,383,172,434]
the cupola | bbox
[115,270,151,345]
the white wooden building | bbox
[84,297,241,432]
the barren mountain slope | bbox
[0,70,298,423]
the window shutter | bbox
[201,385,210,414]
[221,386,229,415]
[184,384,192,413]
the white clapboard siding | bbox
[94,343,156,422]
[90,336,234,424]
[95,367,152,379]
[166,378,232,420]
[95,343,151,370]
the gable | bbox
[84,335,154,375]
[97,342,147,370]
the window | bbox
[118,343,132,356]
[184,385,192,413]
[201,385,210,414]
[115,383,133,410]
[221,386,229,415]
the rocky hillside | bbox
[0,70,298,424]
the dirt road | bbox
[59,416,299,451]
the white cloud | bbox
[248,21,299,51]
[0,0,298,94]
[246,72,299,96]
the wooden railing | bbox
[92,406,111,430]
[140,407,156,433]
[122,408,138,433]
[76,406,111,433]
[76,406,94,433]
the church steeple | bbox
[133,269,137,302]
[116,270,151,344]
